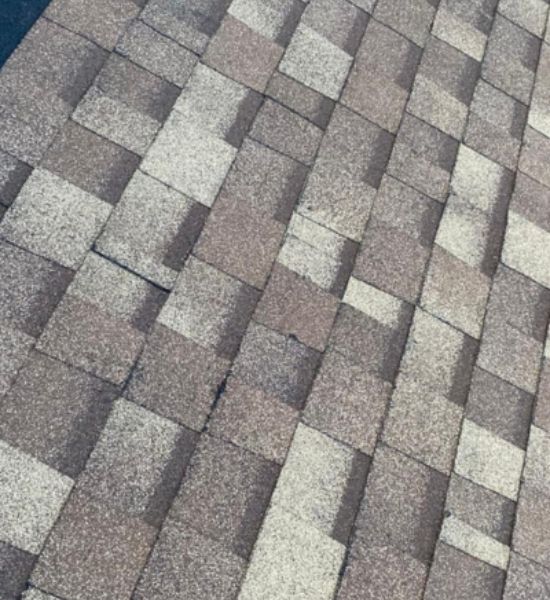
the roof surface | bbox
[1,0,550,598]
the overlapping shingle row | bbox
[2,0,550,598]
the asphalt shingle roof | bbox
[2,0,550,598]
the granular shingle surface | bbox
[2,1,550,598]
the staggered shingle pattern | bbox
[2,0,550,598]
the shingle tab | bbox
[279,24,353,100]
[0,352,116,478]
[455,419,525,500]
[0,168,111,269]
[0,441,73,554]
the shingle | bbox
[448,143,514,217]
[0,108,58,167]
[529,43,550,137]
[504,552,550,600]
[0,150,32,207]
[503,210,550,290]
[478,314,543,394]
[76,399,197,527]
[511,173,550,235]
[141,0,229,54]
[169,434,279,558]
[432,0,496,61]
[535,358,550,433]
[238,505,346,600]
[374,0,438,47]
[0,240,73,338]
[37,294,145,385]
[270,424,367,542]
[0,542,36,599]
[95,54,180,123]
[126,323,229,431]
[465,79,527,170]
[354,224,430,303]
[337,546,427,600]
[96,170,208,289]
[0,169,111,269]
[158,257,259,359]
[116,21,197,87]
[424,542,505,600]
[499,0,548,38]
[173,63,262,148]
[343,277,404,329]
[353,444,448,563]
[147,116,236,206]
[279,24,353,100]
[0,69,66,154]
[134,519,246,600]
[233,321,320,409]
[45,0,140,50]
[72,87,160,155]
[0,323,33,398]
[399,309,477,406]
[301,0,368,54]
[205,16,284,92]
[369,175,443,246]
[519,126,550,190]
[383,375,463,474]
[435,201,501,280]
[439,514,510,570]
[435,145,512,275]
[228,0,304,46]
[489,263,550,343]
[66,252,167,333]
[466,367,533,450]
[31,492,156,600]
[209,377,299,464]
[141,111,237,208]
[455,419,525,500]
[329,303,411,383]
[436,0,497,37]
[42,121,140,205]
[266,72,335,129]
[297,105,393,240]
[2,18,107,109]
[513,487,550,569]
[421,245,491,338]
[482,15,540,103]
[250,99,323,165]
[304,348,392,455]
[388,113,458,201]
[408,36,480,138]
[195,193,285,288]
[0,440,73,554]
[446,473,516,545]
[523,425,550,496]
[221,137,308,223]
[0,62,71,135]
[0,352,116,478]
[342,19,421,133]
[278,213,357,296]
[417,34,481,104]
[254,264,339,351]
